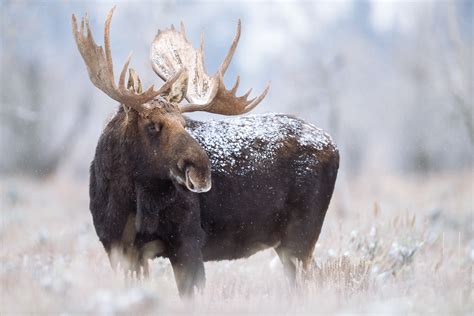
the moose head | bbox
[72,6,269,193]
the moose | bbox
[72,7,339,297]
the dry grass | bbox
[0,171,472,315]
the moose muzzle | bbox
[185,166,211,193]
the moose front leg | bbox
[107,214,140,276]
[169,242,206,298]
[108,214,163,279]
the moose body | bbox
[187,114,339,262]
[74,7,339,297]
[90,111,338,295]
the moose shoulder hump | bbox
[186,113,337,175]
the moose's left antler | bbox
[150,20,270,115]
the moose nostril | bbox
[185,168,194,189]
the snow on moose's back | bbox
[186,114,336,175]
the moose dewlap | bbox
[72,6,339,298]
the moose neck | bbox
[113,109,158,182]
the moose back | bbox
[73,7,339,297]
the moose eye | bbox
[147,123,161,134]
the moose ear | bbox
[161,70,188,104]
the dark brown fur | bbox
[89,100,339,297]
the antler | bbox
[72,6,177,113]
[150,20,270,115]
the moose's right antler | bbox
[150,20,270,115]
[72,6,181,114]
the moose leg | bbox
[275,208,322,285]
[139,240,166,278]
[274,246,298,284]
[106,214,140,277]
[107,214,160,280]
[169,243,205,298]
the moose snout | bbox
[185,166,211,193]
[172,133,212,193]
[173,155,211,193]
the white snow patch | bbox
[186,113,335,175]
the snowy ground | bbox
[1,171,472,315]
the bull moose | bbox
[72,6,339,297]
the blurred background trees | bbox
[0,0,472,179]
[0,59,90,177]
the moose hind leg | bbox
[275,206,325,284]
[274,246,298,284]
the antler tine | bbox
[230,75,240,94]
[218,19,241,76]
[118,53,133,91]
[72,6,167,113]
[180,21,186,38]
[104,6,115,80]
[241,88,252,100]
[200,32,205,61]
[239,83,270,114]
